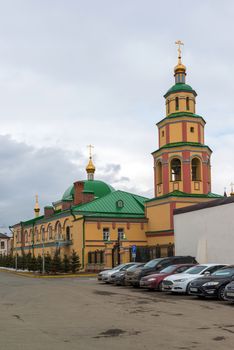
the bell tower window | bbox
[186,97,190,110]
[171,158,181,181]
[191,158,201,181]
[175,97,179,111]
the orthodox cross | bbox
[175,40,184,59]
[87,144,94,158]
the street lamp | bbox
[42,228,45,274]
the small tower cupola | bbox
[86,144,95,181]
[34,194,40,218]
[174,40,186,84]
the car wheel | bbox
[218,286,225,301]
[158,281,163,292]
[185,283,191,295]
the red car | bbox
[140,264,196,291]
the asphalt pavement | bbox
[0,270,234,350]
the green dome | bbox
[164,83,197,98]
[62,180,115,201]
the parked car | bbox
[97,269,112,281]
[162,264,226,294]
[224,280,234,302]
[101,263,138,283]
[140,264,196,291]
[114,263,145,286]
[125,256,197,287]
[108,263,138,283]
[189,265,234,300]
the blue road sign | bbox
[131,245,137,254]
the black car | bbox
[224,281,234,301]
[113,263,145,285]
[125,256,197,287]
[188,265,234,301]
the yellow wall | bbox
[169,122,182,143]
[187,122,200,143]
[146,203,171,232]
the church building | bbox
[11,42,222,270]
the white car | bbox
[101,263,136,283]
[162,264,226,294]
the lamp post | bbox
[42,230,45,274]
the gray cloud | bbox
[0,0,234,230]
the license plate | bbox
[226,292,234,297]
[163,285,171,290]
[190,287,198,292]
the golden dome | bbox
[86,157,96,174]
[174,62,186,73]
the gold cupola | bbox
[86,145,95,181]
[34,194,40,218]
[174,40,186,83]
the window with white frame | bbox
[103,228,110,241]
[1,241,5,249]
[118,228,124,240]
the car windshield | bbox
[184,265,207,274]
[212,268,234,277]
[143,259,162,268]
[113,264,125,271]
[160,265,177,274]
[127,264,145,271]
[121,264,136,271]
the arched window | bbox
[41,226,45,242]
[34,228,38,242]
[191,158,201,181]
[48,225,53,240]
[186,97,190,110]
[175,97,179,110]
[55,222,62,240]
[156,161,163,184]
[171,158,181,181]
[24,230,28,243]
[167,100,170,114]
[66,226,71,241]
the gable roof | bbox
[72,190,148,218]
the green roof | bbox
[157,112,206,126]
[72,190,149,218]
[152,142,212,154]
[146,190,223,203]
[164,83,197,98]
[62,180,115,201]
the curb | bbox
[0,269,97,279]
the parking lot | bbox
[0,270,234,350]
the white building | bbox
[174,196,234,264]
[0,233,11,255]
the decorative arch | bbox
[156,160,163,184]
[34,227,39,242]
[191,157,201,181]
[170,158,181,181]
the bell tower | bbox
[153,41,212,197]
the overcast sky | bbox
[1,0,234,232]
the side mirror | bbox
[231,275,234,281]
[204,271,211,277]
